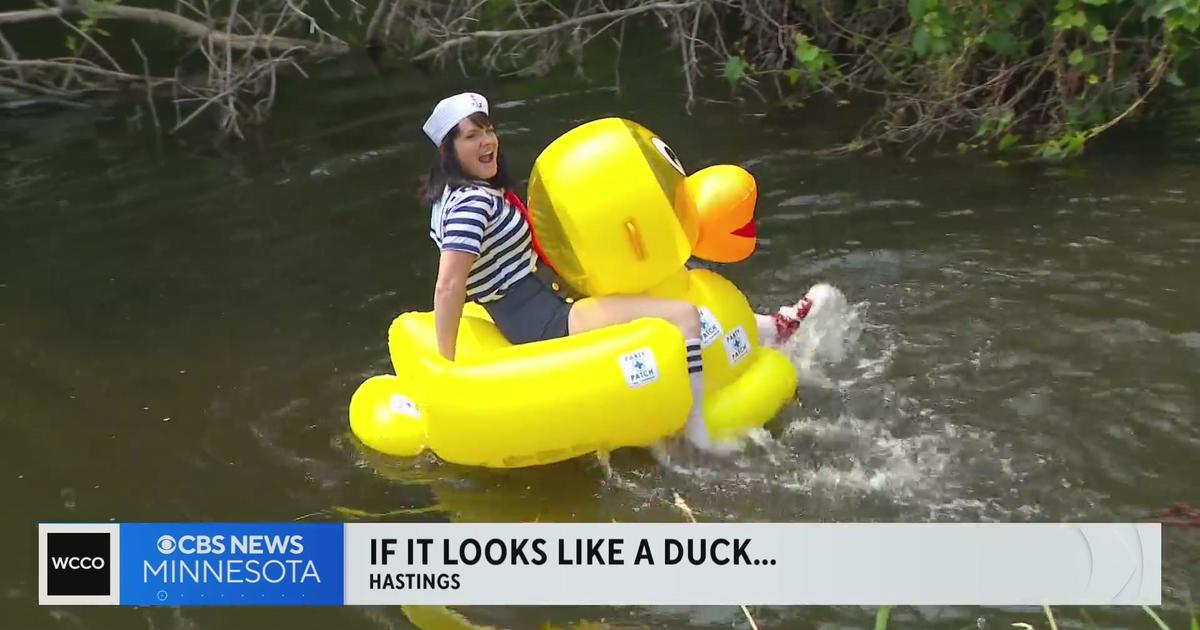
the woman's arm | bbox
[433,250,477,361]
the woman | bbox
[420,93,809,451]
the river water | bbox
[2,60,1198,629]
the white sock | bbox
[682,338,711,448]
[754,313,778,347]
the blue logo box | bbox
[119,523,343,606]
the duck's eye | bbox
[651,137,685,175]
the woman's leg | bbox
[567,296,714,449]
[567,295,699,338]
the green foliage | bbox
[369,0,1200,160]
[80,0,121,38]
[747,0,1200,157]
[1035,131,1087,160]
[723,55,749,86]
[791,33,836,84]
[64,0,122,52]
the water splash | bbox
[781,282,865,386]
[617,280,1057,523]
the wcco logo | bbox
[50,555,106,570]
[45,531,111,597]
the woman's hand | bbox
[433,250,476,361]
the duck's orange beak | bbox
[684,165,757,263]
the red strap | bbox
[505,190,556,272]
[772,296,812,342]
[773,312,802,341]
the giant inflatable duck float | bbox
[349,118,798,468]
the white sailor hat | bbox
[422,92,489,145]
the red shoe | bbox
[771,296,812,344]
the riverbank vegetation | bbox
[1,0,1198,158]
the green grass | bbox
[1045,605,1060,630]
[872,605,1198,630]
[874,606,891,630]
[1145,605,1173,630]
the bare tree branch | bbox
[284,0,347,46]
[0,4,347,55]
[130,38,160,132]
[0,8,63,25]
[0,58,170,84]
[412,1,704,62]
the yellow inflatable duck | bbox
[349,118,798,468]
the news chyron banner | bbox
[39,523,343,606]
[40,523,1161,606]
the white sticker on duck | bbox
[618,348,660,388]
[698,306,723,348]
[723,325,750,365]
[389,394,421,418]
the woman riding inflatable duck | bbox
[350,92,813,465]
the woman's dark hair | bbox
[418,111,514,205]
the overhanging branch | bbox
[412,0,704,62]
[0,4,348,56]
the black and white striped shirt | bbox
[429,183,535,303]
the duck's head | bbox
[526,118,757,296]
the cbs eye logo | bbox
[46,532,111,596]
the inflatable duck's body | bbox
[350,118,798,468]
